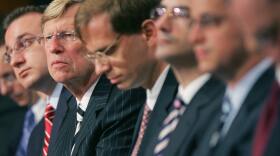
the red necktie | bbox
[252,82,280,156]
[42,104,55,156]
[131,104,152,156]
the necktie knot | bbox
[220,95,232,122]
[26,109,35,129]
[154,97,186,155]
[76,105,85,122]
[45,104,55,120]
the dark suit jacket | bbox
[261,81,280,156]
[27,87,73,156]
[131,70,178,154]
[0,96,26,156]
[138,75,225,156]
[49,75,145,156]
[192,66,275,156]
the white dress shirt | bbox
[146,66,170,110]
[46,83,64,110]
[31,98,47,123]
[177,73,211,105]
[221,58,273,135]
[75,78,100,112]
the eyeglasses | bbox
[42,30,77,45]
[150,6,190,19]
[86,35,121,64]
[4,35,43,64]
[190,14,226,29]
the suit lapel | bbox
[164,76,225,156]
[141,70,178,156]
[49,87,73,146]
[72,75,112,155]
[222,66,275,149]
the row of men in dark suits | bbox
[1,1,144,156]
[0,0,279,155]
[73,0,279,156]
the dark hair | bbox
[0,18,4,46]
[112,0,160,34]
[75,0,160,37]
[3,5,46,34]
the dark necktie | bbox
[42,104,55,156]
[153,97,186,155]
[71,104,85,155]
[131,104,152,156]
[252,82,280,156]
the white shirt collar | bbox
[76,78,100,111]
[46,83,64,110]
[177,73,211,105]
[31,98,47,123]
[146,66,170,110]
[276,64,280,85]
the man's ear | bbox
[141,19,157,47]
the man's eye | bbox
[60,33,74,39]
[45,35,53,41]
[22,39,33,47]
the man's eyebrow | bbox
[16,33,35,40]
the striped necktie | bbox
[42,104,55,156]
[154,98,186,155]
[131,104,152,156]
[71,104,85,154]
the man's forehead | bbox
[44,17,75,33]
[162,0,191,6]
[5,13,42,43]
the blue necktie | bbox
[16,109,36,156]
[209,94,232,149]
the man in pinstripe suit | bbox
[41,0,145,156]
[75,0,180,156]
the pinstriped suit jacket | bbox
[48,75,145,156]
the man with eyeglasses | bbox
[0,40,48,156]
[228,0,280,156]
[188,0,275,156]
[41,0,145,156]
[0,45,35,107]
[75,0,181,155]
[134,0,225,155]
[3,5,66,156]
